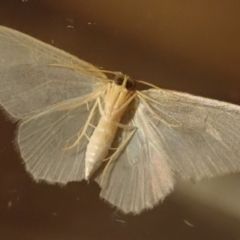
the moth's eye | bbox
[115,74,125,86]
[125,78,135,90]
[114,74,135,90]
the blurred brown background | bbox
[0,0,240,239]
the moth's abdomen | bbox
[85,118,118,180]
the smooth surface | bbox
[0,0,240,239]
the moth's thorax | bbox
[103,82,135,121]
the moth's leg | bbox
[54,85,107,112]
[136,80,184,105]
[62,100,98,151]
[137,79,192,105]
[88,123,96,128]
[48,62,120,81]
[114,93,138,115]
[47,59,94,86]
[97,98,136,130]
[48,60,92,74]
[138,94,181,128]
[100,127,137,186]
[102,124,134,160]
[84,133,90,141]
[136,80,160,89]
[137,91,177,107]
[86,101,90,111]
[48,62,122,84]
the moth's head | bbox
[114,73,136,91]
[106,72,136,117]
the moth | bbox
[1,26,240,214]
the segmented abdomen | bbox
[85,118,118,179]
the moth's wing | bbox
[137,88,240,181]
[18,97,100,184]
[0,26,106,119]
[96,88,240,214]
[95,100,175,214]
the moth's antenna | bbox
[48,63,122,82]
[136,80,160,90]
